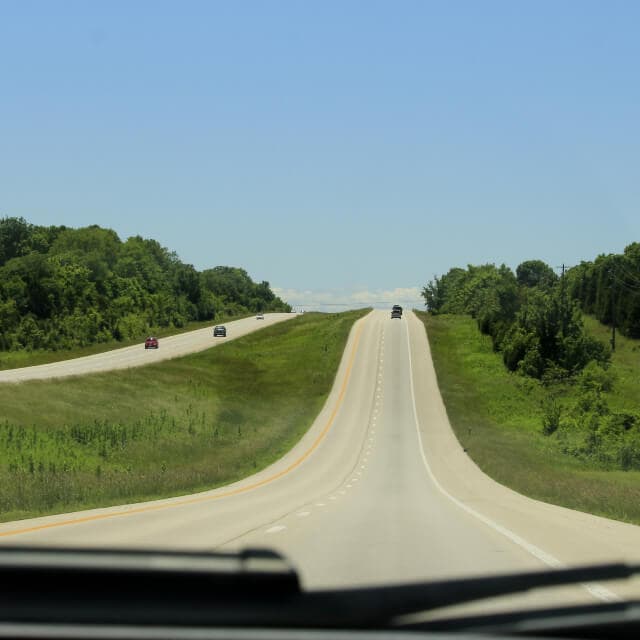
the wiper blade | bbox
[0,545,299,594]
[329,562,637,625]
[304,563,638,629]
[411,599,640,637]
[0,546,301,626]
[0,546,637,630]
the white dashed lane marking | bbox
[265,525,286,534]
[260,321,387,541]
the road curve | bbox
[0,313,295,383]
[1,310,640,608]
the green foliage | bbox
[550,384,640,471]
[568,243,640,338]
[541,396,561,436]
[423,263,520,353]
[578,360,616,393]
[422,260,609,381]
[516,259,558,290]
[537,360,640,472]
[0,216,291,353]
[0,217,31,264]
[200,267,278,314]
[501,288,609,379]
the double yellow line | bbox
[0,320,365,539]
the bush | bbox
[502,327,534,372]
[542,397,561,436]
[578,361,616,393]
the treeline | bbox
[566,242,640,338]
[0,217,289,351]
[423,256,640,471]
[423,260,609,382]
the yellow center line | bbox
[0,319,366,539]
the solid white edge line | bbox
[404,316,621,604]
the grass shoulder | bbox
[0,309,369,521]
[416,311,640,525]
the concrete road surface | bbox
[2,310,640,612]
[0,313,295,382]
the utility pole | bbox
[555,263,576,337]
[558,263,567,336]
[609,266,616,352]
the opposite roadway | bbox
[1,310,640,613]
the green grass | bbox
[0,314,254,371]
[582,315,640,414]
[0,309,368,521]
[418,311,640,525]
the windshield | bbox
[1,0,640,624]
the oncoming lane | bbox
[0,313,295,383]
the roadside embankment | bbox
[418,311,640,525]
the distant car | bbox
[144,336,159,349]
[256,313,264,320]
[213,325,227,337]
[391,310,402,319]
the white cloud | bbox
[273,286,424,312]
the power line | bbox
[614,263,640,288]
[611,274,640,293]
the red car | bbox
[144,336,159,349]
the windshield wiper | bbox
[412,599,640,638]
[335,562,635,622]
[0,546,638,633]
[0,546,299,627]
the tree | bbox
[501,288,609,380]
[0,218,290,351]
[0,217,31,266]
[424,260,609,381]
[516,260,557,290]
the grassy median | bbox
[418,311,640,525]
[0,309,368,521]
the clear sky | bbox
[1,1,639,309]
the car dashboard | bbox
[0,546,639,640]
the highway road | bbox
[1,309,640,611]
[0,313,295,382]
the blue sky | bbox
[1,1,639,309]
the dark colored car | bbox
[213,325,227,337]
[144,336,159,349]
